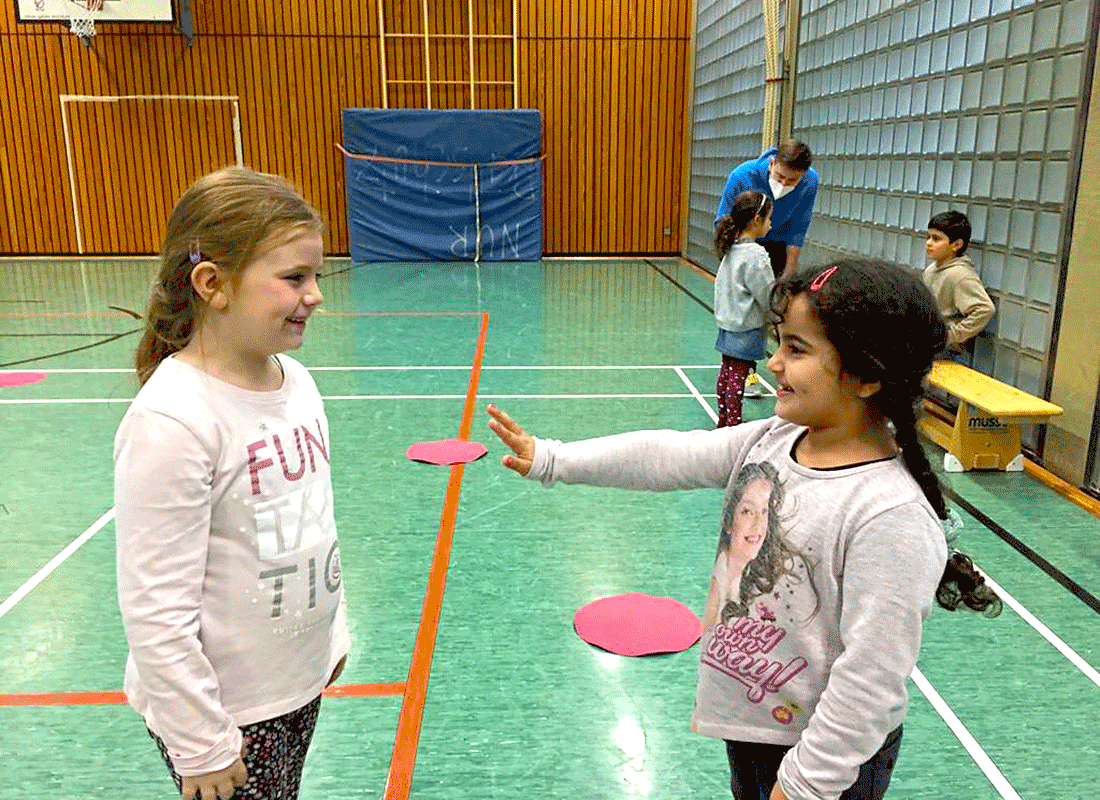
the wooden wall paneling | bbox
[1,39,24,251]
[656,36,669,252]
[355,0,371,38]
[670,38,683,251]
[660,39,674,251]
[672,41,687,250]
[610,38,624,252]
[254,38,276,171]
[74,48,107,253]
[160,97,188,250]
[548,37,560,247]
[646,38,660,252]
[317,38,339,254]
[47,33,69,251]
[536,39,554,250]
[145,39,172,250]
[109,96,135,253]
[109,49,137,253]
[562,37,573,249]
[641,41,652,251]
[123,95,150,253]
[553,39,566,251]
[47,37,75,253]
[270,39,292,175]
[659,40,675,252]
[0,1,693,256]
[594,34,607,253]
[22,35,45,253]
[8,37,35,251]
[579,37,593,252]
[629,40,643,249]
[563,38,576,249]
[241,38,263,168]
[633,40,647,251]
[304,36,325,213]
[147,98,176,252]
[0,140,11,253]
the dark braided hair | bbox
[769,259,1001,617]
[715,190,772,258]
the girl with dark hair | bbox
[713,190,774,426]
[486,258,999,800]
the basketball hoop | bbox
[68,0,102,41]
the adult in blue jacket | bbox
[716,139,818,280]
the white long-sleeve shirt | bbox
[526,417,946,800]
[114,355,349,776]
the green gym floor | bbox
[1,257,1097,799]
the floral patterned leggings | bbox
[715,355,754,427]
[149,695,322,800]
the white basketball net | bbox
[69,2,96,39]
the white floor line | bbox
[675,367,1022,796]
[2,365,721,374]
[674,366,718,424]
[0,507,115,620]
[2,393,717,405]
[980,573,1100,689]
[910,668,1023,800]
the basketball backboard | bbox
[15,0,174,23]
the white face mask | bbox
[769,178,796,199]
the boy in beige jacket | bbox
[922,210,995,353]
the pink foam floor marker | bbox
[405,437,489,465]
[573,592,702,657]
[0,372,47,388]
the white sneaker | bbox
[743,372,765,398]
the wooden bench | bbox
[917,360,1063,472]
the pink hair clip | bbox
[810,265,838,291]
[188,241,203,265]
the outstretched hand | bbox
[486,404,535,476]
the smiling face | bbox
[219,230,325,363]
[726,477,773,567]
[766,294,874,432]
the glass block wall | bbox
[685,0,778,269]
[794,0,1092,430]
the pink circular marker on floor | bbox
[0,371,47,388]
[573,592,702,657]
[405,437,488,465]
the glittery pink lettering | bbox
[273,429,307,481]
[702,619,808,703]
[248,421,328,495]
[303,418,329,470]
[247,440,274,496]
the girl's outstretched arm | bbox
[486,404,535,475]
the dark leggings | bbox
[149,695,322,800]
[725,725,903,800]
[716,355,754,427]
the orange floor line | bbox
[383,312,489,800]
[0,682,407,707]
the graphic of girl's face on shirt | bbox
[726,477,772,567]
